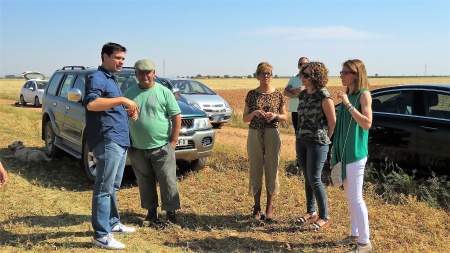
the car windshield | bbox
[170,80,216,95]
[116,74,138,93]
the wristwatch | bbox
[348,105,355,111]
[275,114,280,121]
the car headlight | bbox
[186,99,202,110]
[224,100,230,108]
[193,117,212,130]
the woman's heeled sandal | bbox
[294,212,318,226]
[310,218,331,230]
[252,206,261,220]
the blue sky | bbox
[1,0,449,78]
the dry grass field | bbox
[1,77,450,252]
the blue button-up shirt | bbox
[84,66,130,150]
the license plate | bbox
[176,138,188,147]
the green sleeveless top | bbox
[331,89,369,181]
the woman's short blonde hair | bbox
[255,62,273,76]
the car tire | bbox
[177,157,208,172]
[20,95,25,106]
[82,141,96,182]
[212,123,224,129]
[44,121,61,157]
[34,96,40,107]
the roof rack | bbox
[62,66,86,70]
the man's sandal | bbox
[310,218,331,230]
[294,212,318,225]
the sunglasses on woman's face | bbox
[340,71,356,76]
[259,72,272,77]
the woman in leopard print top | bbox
[243,62,287,222]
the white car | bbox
[20,71,48,107]
[158,77,232,128]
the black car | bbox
[369,84,450,177]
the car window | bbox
[172,81,189,94]
[23,82,30,89]
[47,73,64,96]
[423,91,450,119]
[372,90,414,115]
[72,75,86,99]
[59,74,75,98]
[37,82,47,89]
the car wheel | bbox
[34,96,40,107]
[20,95,25,106]
[44,121,61,157]
[82,141,96,182]
[212,123,224,129]
[177,157,208,172]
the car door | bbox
[23,81,34,102]
[370,89,418,169]
[63,74,86,151]
[54,74,76,142]
[416,89,450,176]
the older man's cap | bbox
[134,59,155,71]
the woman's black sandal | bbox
[252,206,261,220]
[295,212,318,225]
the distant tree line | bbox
[1,75,24,79]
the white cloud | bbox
[240,26,384,40]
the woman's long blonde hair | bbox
[343,59,370,95]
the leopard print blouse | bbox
[245,89,286,130]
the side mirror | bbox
[172,87,181,100]
[68,88,82,102]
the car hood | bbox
[22,71,45,80]
[177,100,207,118]
[181,94,225,105]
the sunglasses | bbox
[340,71,356,76]
[259,72,272,77]
[300,73,310,79]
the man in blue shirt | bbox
[84,42,139,250]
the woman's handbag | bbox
[331,106,354,187]
[331,161,343,187]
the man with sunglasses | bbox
[284,57,309,169]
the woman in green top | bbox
[332,59,373,253]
